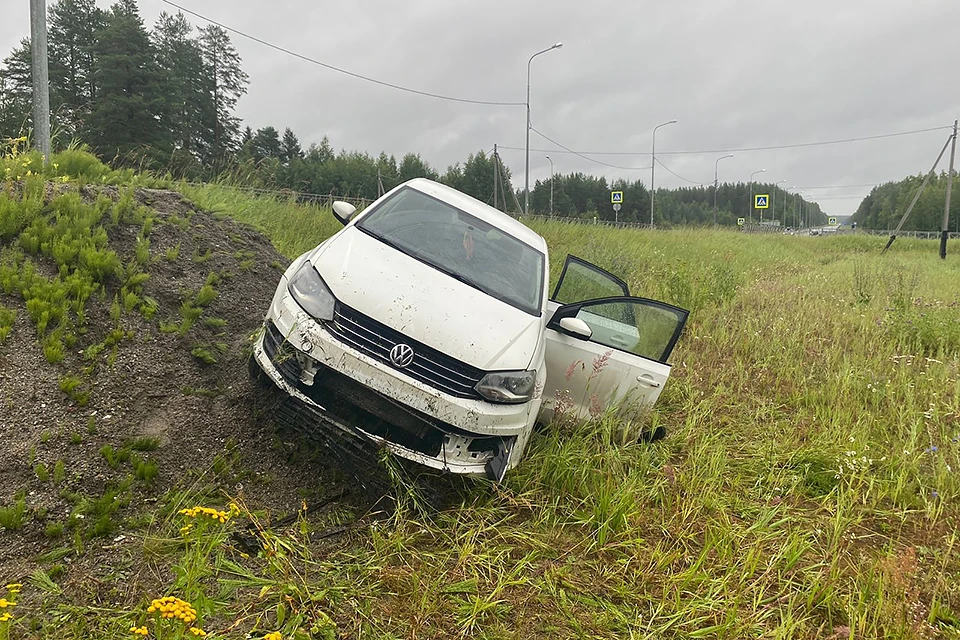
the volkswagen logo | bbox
[389,343,415,368]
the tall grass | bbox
[11,180,959,638]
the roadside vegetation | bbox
[3,151,960,638]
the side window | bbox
[552,256,629,304]
[573,299,687,363]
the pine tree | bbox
[0,40,33,138]
[87,0,170,164]
[152,11,206,174]
[48,0,107,138]
[250,126,282,162]
[280,127,303,164]
[199,25,248,170]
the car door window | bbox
[551,255,629,304]
[560,298,688,364]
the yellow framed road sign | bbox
[737,217,745,226]
[611,191,623,204]
[754,194,769,209]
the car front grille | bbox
[322,303,485,400]
[262,321,301,383]
[259,321,493,459]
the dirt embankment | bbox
[0,186,351,590]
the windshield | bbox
[356,187,544,316]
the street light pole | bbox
[29,0,51,160]
[650,119,677,227]
[525,42,563,216]
[714,154,733,225]
[770,179,786,225]
[546,155,554,217]
[748,169,766,223]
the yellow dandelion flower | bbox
[3,584,20,591]
[0,612,11,622]
[189,627,207,637]
[0,599,15,608]
[263,632,282,640]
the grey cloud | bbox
[3,0,958,215]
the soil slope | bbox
[0,186,352,592]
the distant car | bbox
[250,178,688,482]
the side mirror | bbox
[332,201,357,225]
[558,317,592,340]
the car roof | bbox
[400,178,547,253]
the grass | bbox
[6,169,960,637]
[160,186,960,638]
[152,186,960,638]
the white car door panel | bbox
[540,255,689,424]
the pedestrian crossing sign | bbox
[611,191,623,204]
[755,195,769,209]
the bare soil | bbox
[0,187,361,596]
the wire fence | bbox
[182,182,958,239]
[180,181,373,208]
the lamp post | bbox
[525,42,563,216]
[546,154,554,217]
[794,191,804,229]
[748,168,766,223]
[769,179,786,225]
[713,154,733,225]
[650,119,677,227]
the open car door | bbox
[541,255,688,426]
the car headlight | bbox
[287,260,335,321]
[475,370,537,404]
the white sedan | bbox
[250,178,688,482]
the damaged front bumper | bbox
[252,320,516,482]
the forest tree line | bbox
[850,172,960,232]
[25,0,959,227]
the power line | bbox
[793,183,880,190]
[499,125,953,157]
[654,157,706,185]
[159,0,525,107]
[529,127,651,171]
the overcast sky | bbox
[4,0,958,216]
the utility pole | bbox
[29,0,51,159]
[713,154,733,225]
[525,43,563,216]
[940,120,958,260]
[493,144,499,210]
[883,132,953,253]
[749,169,765,224]
[650,120,677,228]
[546,154,554,217]
[772,179,786,225]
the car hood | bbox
[310,227,543,371]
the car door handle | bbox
[636,374,660,388]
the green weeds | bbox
[0,491,27,530]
